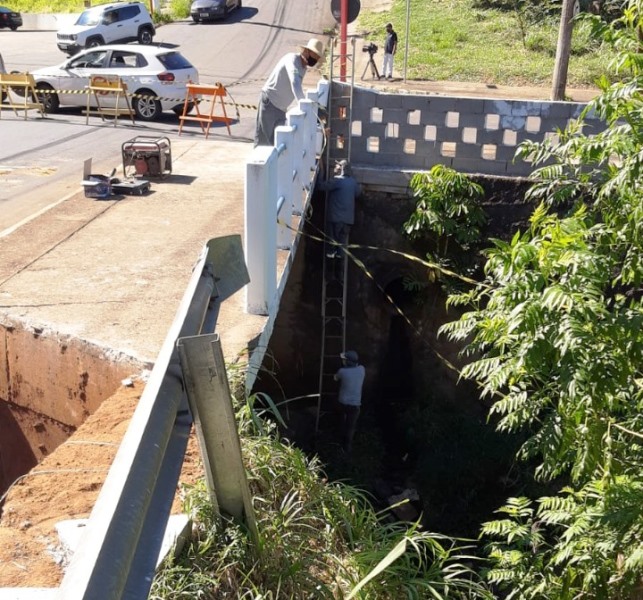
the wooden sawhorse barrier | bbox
[0,73,44,119]
[85,75,134,126]
[178,83,233,139]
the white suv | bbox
[57,2,155,55]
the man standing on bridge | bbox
[254,38,324,147]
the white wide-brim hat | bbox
[301,38,325,63]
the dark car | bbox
[0,6,22,30]
[190,0,241,22]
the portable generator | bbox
[122,136,172,178]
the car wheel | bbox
[192,15,200,22]
[36,83,60,113]
[86,36,104,48]
[9,25,18,31]
[133,90,162,121]
[173,102,194,117]
[138,27,154,44]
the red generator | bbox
[122,136,172,178]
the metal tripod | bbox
[361,53,380,80]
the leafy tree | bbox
[438,0,643,596]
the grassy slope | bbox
[357,0,614,86]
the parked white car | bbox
[57,1,155,55]
[30,44,198,121]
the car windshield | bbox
[75,7,103,26]
[157,52,194,70]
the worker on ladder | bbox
[318,159,361,263]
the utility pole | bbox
[551,0,576,100]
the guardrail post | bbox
[275,125,295,250]
[177,333,259,544]
[245,146,278,315]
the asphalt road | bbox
[0,0,334,233]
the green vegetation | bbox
[151,394,492,598]
[435,0,643,595]
[152,1,643,596]
[357,0,614,86]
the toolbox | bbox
[122,136,172,178]
[82,160,150,199]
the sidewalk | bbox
[0,137,265,365]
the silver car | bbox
[190,0,241,22]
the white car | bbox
[30,44,198,121]
[57,1,155,55]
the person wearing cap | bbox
[254,38,324,147]
[381,22,398,80]
[334,350,365,454]
[318,160,361,260]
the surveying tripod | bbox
[361,49,380,80]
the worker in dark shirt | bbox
[382,22,398,80]
[318,160,361,259]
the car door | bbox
[118,5,140,41]
[60,49,110,108]
[101,9,121,43]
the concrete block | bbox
[425,96,459,113]
[483,99,514,116]
[397,123,423,138]
[375,93,406,109]
[379,138,405,154]
[496,145,521,163]
[541,102,575,119]
[436,127,460,143]
[478,129,505,145]
[510,101,545,116]
[499,114,526,130]
[456,144,485,160]
[454,97,486,114]
[458,113,487,128]
[380,108,407,125]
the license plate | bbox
[200,11,209,16]
[59,43,68,49]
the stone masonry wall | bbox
[330,82,605,177]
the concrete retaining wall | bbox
[20,13,78,31]
[331,82,605,178]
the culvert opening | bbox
[0,320,143,505]
[252,179,539,538]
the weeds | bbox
[150,376,492,598]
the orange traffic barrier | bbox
[178,82,233,139]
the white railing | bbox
[244,79,330,317]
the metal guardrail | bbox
[55,235,250,600]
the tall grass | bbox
[150,390,492,599]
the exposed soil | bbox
[0,379,203,588]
